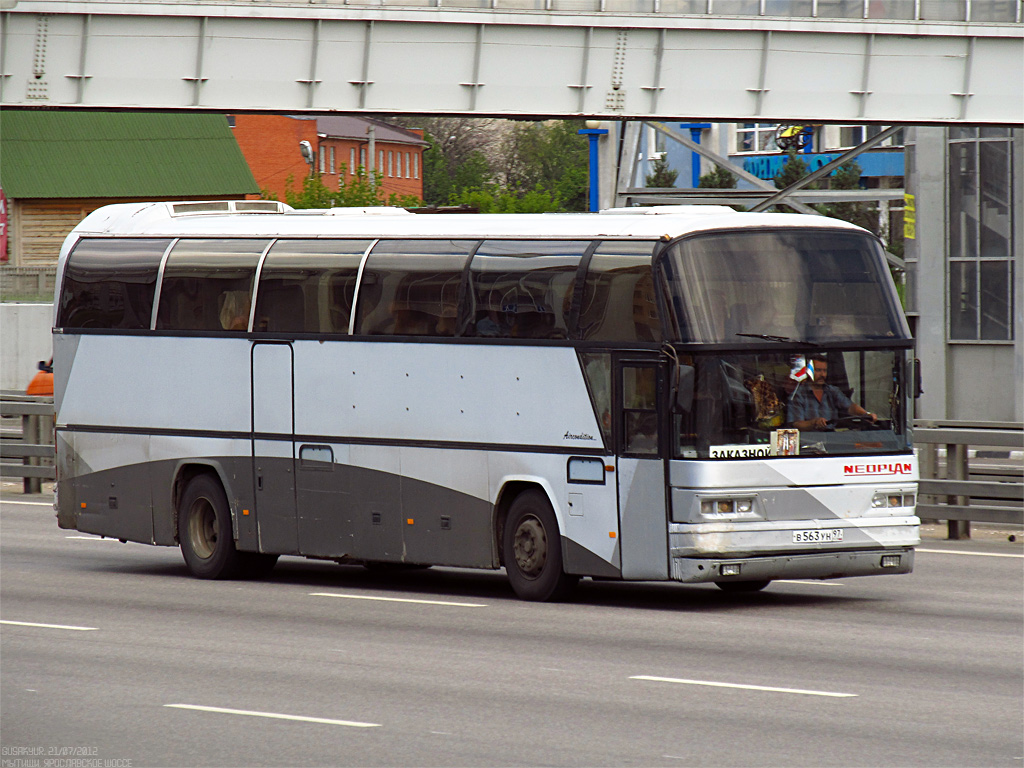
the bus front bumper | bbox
[670,546,915,583]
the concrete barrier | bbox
[0,303,54,392]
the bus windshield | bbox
[672,348,911,459]
[658,229,910,344]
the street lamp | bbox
[299,140,315,177]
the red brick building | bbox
[230,114,427,203]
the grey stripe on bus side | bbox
[58,458,621,578]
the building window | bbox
[319,146,326,174]
[226,115,236,129]
[404,152,410,178]
[413,153,419,179]
[736,123,777,153]
[360,147,366,170]
[350,148,356,175]
[378,150,384,175]
[834,125,904,150]
[948,127,1014,341]
[388,150,394,177]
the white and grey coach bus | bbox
[52,201,920,600]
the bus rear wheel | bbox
[178,474,246,579]
[503,490,578,602]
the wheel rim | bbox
[186,498,218,560]
[512,514,547,579]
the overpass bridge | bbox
[1,0,1021,124]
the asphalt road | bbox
[2,490,1021,768]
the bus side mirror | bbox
[913,358,923,398]
[673,364,695,413]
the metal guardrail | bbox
[3,396,1021,536]
[914,420,1024,539]
[0,392,55,492]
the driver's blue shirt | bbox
[788,382,853,425]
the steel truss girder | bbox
[620,122,905,216]
[1,3,1021,124]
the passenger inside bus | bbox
[219,290,251,331]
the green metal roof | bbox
[0,111,258,199]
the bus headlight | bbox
[700,498,757,517]
[873,492,916,509]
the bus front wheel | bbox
[503,490,578,602]
[178,474,246,580]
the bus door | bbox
[615,357,669,580]
[251,342,298,554]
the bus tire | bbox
[715,580,771,593]
[178,474,245,580]
[503,490,578,602]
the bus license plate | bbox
[793,529,844,544]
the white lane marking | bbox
[917,548,1023,559]
[1,620,98,632]
[310,592,486,608]
[631,675,857,698]
[776,580,845,587]
[164,704,381,728]
[0,500,53,507]
[65,535,118,542]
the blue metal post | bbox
[802,125,814,153]
[679,122,711,187]
[578,128,608,212]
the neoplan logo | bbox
[844,463,913,476]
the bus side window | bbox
[255,239,370,334]
[577,241,660,343]
[465,240,587,339]
[156,239,268,332]
[252,283,302,333]
[354,239,475,337]
[57,238,170,330]
[622,365,659,455]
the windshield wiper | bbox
[735,333,818,346]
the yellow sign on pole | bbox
[903,193,916,240]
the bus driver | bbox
[788,355,877,431]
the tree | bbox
[409,117,502,205]
[499,121,589,211]
[397,117,589,212]
[645,156,679,188]
[818,159,877,234]
[698,165,737,189]
[773,150,817,193]
[268,167,422,209]
[453,185,563,213]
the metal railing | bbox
[4,396,1022,538]
[915,420,1024,539]
[0,392,55,493]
